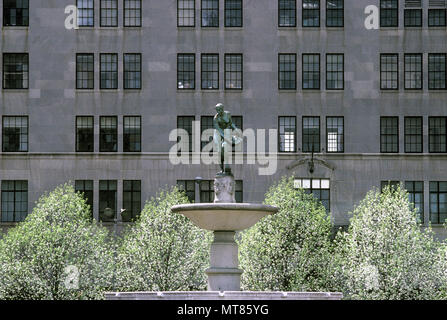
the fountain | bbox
[105,104,342,300]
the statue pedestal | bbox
[214,174,236,203]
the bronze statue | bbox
[213,103,242,176]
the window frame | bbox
[75,116,94,152]
[404,8,422,27]
[177,0,196,27]
[201,53,219,90]
[77,0,95,27]
[326,0,344,28]
[326,116,344,153]
[429,181,447,224]
[404,53,423,90]
[177,115,195,153]
[380,116,399,153]
[123,115,142,152]
[224,53,243,90]
[326,53,344,90]
[1,180,28,223]
[302,116,321,153]
[405,180,424,224]
[302,53,320,90]
[3,0,29,27]
[294,178,330,212]
[2,52,29,90]
[123,0,142,27]
[404,116,423,153]
[100,0,118,27]
[122,180,141,221]
[278,116,297,153]
[380,53,399,90]
[177,180,196,203]
[278,0,297,27]
[428,53,447,90]
[99,116,118,152]
[177,53,196,90]
[201,0,219,27]
[99,180,117,221]
[100,53,118,90]
[123,53,142,90]
[428,9,446,27]
[2,115,29,152]
[429,116,447,153]
[76,53,95,90]
[75,180,94,218]
[380,0,399,28]
[224,0,243,27]
[278,53,297,90]
[302,0,321,28]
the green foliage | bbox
[0,184,115,300]
[115,187,212,292]
[335,185,447,300]
[238,176,336,292]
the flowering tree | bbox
[336,185,446,300]
[0,184,115,300]
[115,187,212,292]
[238,176,337,292]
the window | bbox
[381,180,400,192]
[326,0,344,27]
[303,117,320,153]
[430,182,447,224]
[123,116,141,152]
[76,116,94,152]
[1,180,27,222]
[202,0,219,27]
[225,54,243,90]
[302,54,320,89]
[177,180,196,203]
[404,54,422,90]
[201,116,214,151]
[429,117,447,153]
[3,53,28,89]
[100,53,118,89]
[278,54,296,90]
[76,53,94,90]
[177,54,195,90]
[3,0,29,26]
[2,116,28,152]
[78,0,94,27]
[327,117,344,153]
[404,9,422,27]
[100,116,118,152]
[178,0,195,27]
[303,0,320,27]
[124,53,141,89]
[294,178,330,212]
[99,180,117,222]
[201,54,219,90]
[404,117,422,153]
[278,116,296,153]
[178,116,195,153]
[381,117,399,153]
[100,0,118,27]
[380,0,398,27]
[326,54,344,90]
[279,0,296,27]
[123,180,141,222]
[429,54,446,90]
[200,180,214,203]
[225,0,242,27]
[405,181,424,223]
[75,180,93,218]
[380,54,399,90]
[235,180,243,203]
[428,9,446,27]
[124,0,142,27]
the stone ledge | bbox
[105,291,343,300]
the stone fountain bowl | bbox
[171,203,278,231]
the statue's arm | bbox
[214,117,225,138]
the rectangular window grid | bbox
[201,54,219,90]
[326,54,344,90]
[124,53,141,89]
[76,53,94,90]
[201,116,214,151]
[76,116,94,152]
[100,53,118,89]
[75,180,94,218]
[279,54,296,90]
[294,178,330,212]
[303,0,320,27]
[429,54,446,90]
[405,54,423,89]
[123,180,141,221]
[78,0,94,27]
[3,0,29,26]
[327,117,344,153]
[177,180,196,203]
[225,0,242,27]
[404,117,422,153]
[225,54,243,90]
[380,0,398,27]
[429,117,447,153]
[100,116,118,152]
[178,116,195,153]
[428,9,446,27]
[200,180,215,203]
[201,0,219,27]
[178,54,195,89]
[178,0,195,27]
[405,181,424,223]
[303,117,320,153]
[99,180,117,221]
[1,180,28,222]
[404,9,422,27]
[380,54,399,90]
[100,0,118,27]
[381,117,399,153]
[303,54,320,89]
[326,0,344,27]
[279,116,296,153]
[279,0,296,27]
[2,116,28,152]
[123,116,141,152]
[3,53,29,89]
[124,0,142,27]
[430,181,447,224]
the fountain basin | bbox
[171,203,278,231]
